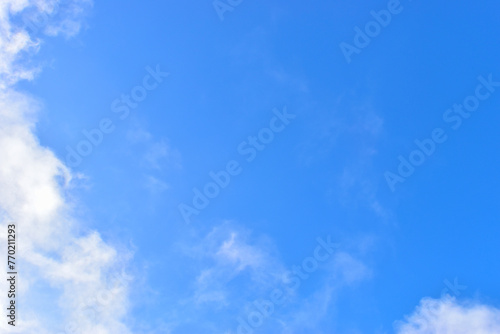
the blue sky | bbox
[1,0,500,333]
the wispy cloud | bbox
[299,95,390,221]
[274,248,371,333]
[185,223,286,307]
[170,222,371,333]
[127,125,182,171]
[144,140,179,170]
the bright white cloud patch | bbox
[0,1,133,333]
[395,296,500,334]
[0,0,91,88]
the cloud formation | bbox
[168,223,372,333]
[395,296,500,334]
[0,1,133,333]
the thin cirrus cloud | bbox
[0,1,133,333]
[183,223,287,305]
[169,222,371,333]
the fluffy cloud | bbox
[395,296,500,334]
[0,1,133,333]
[0,0,91,88]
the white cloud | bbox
[173,223,372,333]
[144,140,177,170]
[0,0,91,88]
[395,296,500,334]
[144,175,169,194]
[127,125,182,171]
[275,249,371,333]
[0,1,134,333]
[186,223,287,307]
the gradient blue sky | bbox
[2,0,500,333]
